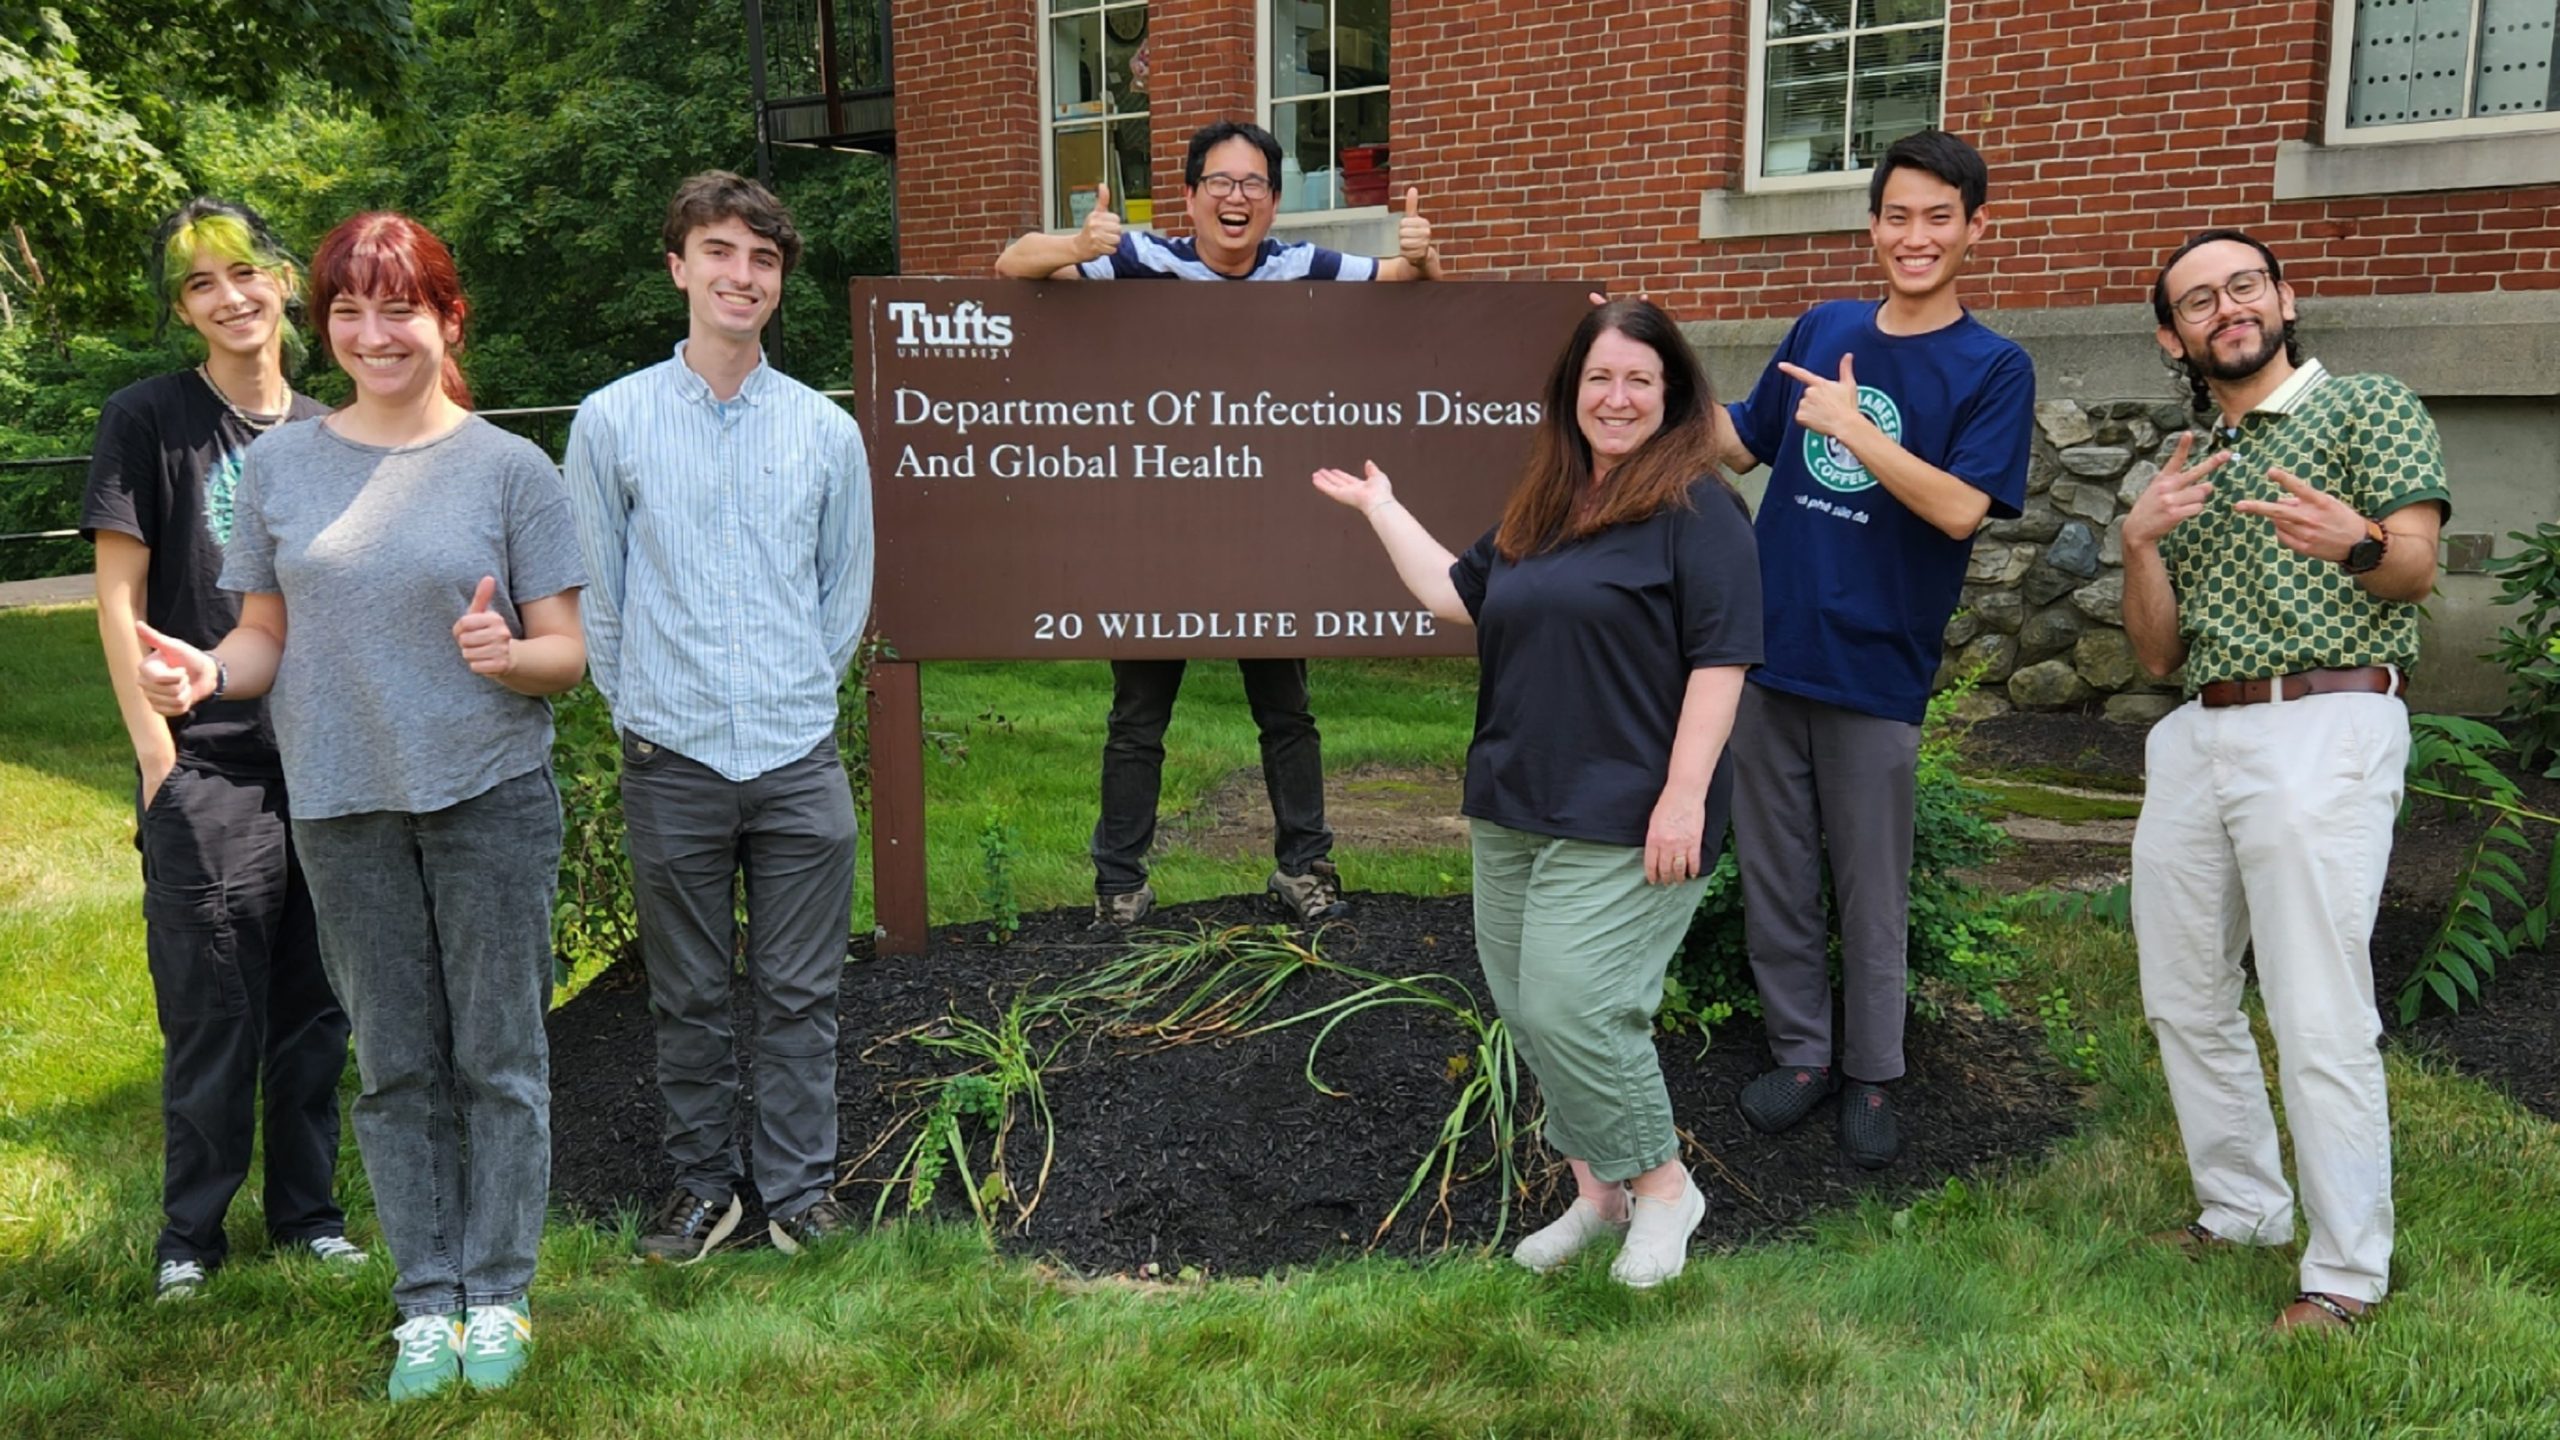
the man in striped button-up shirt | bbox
[563,172,874,1264]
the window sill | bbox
[1268,207,1396,257]
[2273,134,2560,200]
[1697,184,1869,241]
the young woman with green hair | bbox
[80,197,365,1303]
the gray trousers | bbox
[1730,683,1920,1082]
[620,734,857,1220]
[292,767,559,1318]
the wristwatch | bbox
[206,656,230,705]
[2341,518,2388,576]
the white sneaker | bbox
[1610,1174,1707,1290]
[1511,1193,1630,1274]
[154,1258,208,1302]
[299,1234,369,1267]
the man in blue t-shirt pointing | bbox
[1714,130,2035,1168]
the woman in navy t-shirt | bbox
[1313,298,1762,1287]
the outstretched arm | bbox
[995,183,1123,280]
[1310,461,1469,623]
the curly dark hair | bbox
[2152,228,2304,416]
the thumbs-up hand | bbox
[1776,352,1868,443]
[453,576,516,677]
[1079,180,1124,263]
[1397,187,1438,273]
[135,621,219,716]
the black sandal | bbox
[2275,1291,2369,1332]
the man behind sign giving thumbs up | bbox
[995,119,1446,928]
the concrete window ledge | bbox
[1697,185,1870,240]
[2273,134,2560,201]
[1267,208,1396,258]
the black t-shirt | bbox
[81,370,328,772]
[1450,477,1764,849]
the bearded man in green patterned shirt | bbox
[2120,229,2449,1336]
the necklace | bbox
[197,365,288,434]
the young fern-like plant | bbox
[2397,714,2560,1023]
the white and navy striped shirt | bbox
[564,344,874,782]
[1076,231,1378,282]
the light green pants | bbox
[1470,819,1709,1182]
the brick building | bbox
[879,0,2560,709]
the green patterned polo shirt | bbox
[2159,361,2451,696]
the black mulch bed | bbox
[1962,710,2560,1125]
[549,894,2085,1277]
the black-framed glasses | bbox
[2170,268,2273,324]
[1196,172,1274,201]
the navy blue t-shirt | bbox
[1449,478,1764,849]
[1728,299,2034,724]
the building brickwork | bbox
[891,1,2558,306]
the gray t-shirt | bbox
[220,414,587,818]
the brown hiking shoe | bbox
[1093,885,1155,928]
[637,1187,741,1264]
[1267,860,1349,924]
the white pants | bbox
[2131,691,2406,1302]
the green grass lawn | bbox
[6,604,2558,1437]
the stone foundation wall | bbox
[1939,398,2193,724]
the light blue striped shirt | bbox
[564,343,874,782]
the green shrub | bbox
[2481,523,2560,778]
[1667,682,2021,1039]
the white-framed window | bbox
[1744,0,1947,189]
[1040,0,1154,230]
[1260,0,1391,214]
[2327,0,2559,144]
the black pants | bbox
[1090,658,1333,895]
[137,761,350,1267]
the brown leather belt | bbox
[2198,665,2402,709]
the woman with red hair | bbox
[136,212,587,1400]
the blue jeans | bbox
[292,767,560,1319]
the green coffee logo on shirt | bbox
[205,448,245,546]
[1802,386,1902,494]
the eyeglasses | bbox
[2169,268,2274,324]
[1195,172,1274,201]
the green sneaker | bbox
[386,1313,463,1402]
[459,1302,532,1390]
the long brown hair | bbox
[1494,298,1727,562]
[308,212,474,408]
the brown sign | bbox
[853,278,1598,660]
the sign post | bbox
[852,279,1595,951]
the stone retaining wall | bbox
[1940,398,2193,724]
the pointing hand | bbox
[1776,353,1866,442]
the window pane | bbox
[1768,0,1853,41]
[1337,0,1390,86]
[1107,20,1150,113]
[1052,13,1105,120]
[1763,39,1849,175]
[1273,0,1329,97]
[1851,30,1943,167]
[1111,118,1153,224]
[2346,0,2476,126]
[2474,0,2558,117]
[1856,0,1945,26]
[1339,91,1390,206]
[1054,125,1106,229]
[1272,98,1336,212]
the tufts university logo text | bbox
[1802,385,1902,493]
[886,300,1013,359]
